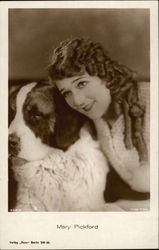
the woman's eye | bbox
[77,81,87,88]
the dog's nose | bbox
[9,133,20,146]
[9,133,20,157]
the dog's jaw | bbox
[9,82,52,161]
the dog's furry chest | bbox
[13,131,108,211]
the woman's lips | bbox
[83,101,95,111]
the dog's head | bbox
[9,81,86,161]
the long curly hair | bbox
[48,37,147,162]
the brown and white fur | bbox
[9,82,112,211]
[9,82,149,212]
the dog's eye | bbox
[33,114,42,120]
[30,110,43,121]
[31,112,43,121]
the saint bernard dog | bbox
[8,81,150,212]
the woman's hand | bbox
[127,162,150,192]
[93,116,150,193]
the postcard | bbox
[0,1,158,249]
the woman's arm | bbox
[94,118,150,192]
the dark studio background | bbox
[8,8,150,210]
[9,8,150,81]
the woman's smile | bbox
[82,100,95,111]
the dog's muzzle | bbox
[9,133,21,158]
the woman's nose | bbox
[72,91,85,107]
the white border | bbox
[0,1,158,249]
[0,1,158,9]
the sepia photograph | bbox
[0,1,158,249]
[9,7,150,212]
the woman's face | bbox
[56,73,111,120]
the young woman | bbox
[48,37,150,193]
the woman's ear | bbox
[52,88,86,150]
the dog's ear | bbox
[9,84,22,125]
[9,84,22,111]
[52,88,86,150]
